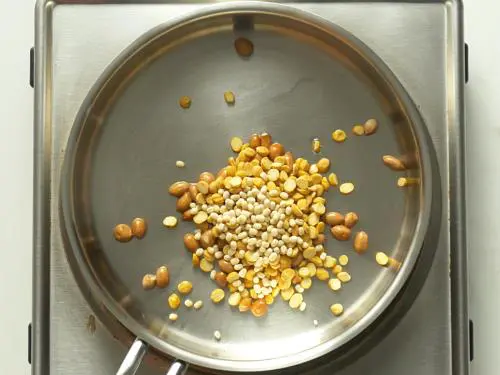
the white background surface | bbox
[0,1,498,374]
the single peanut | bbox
[200,230,215,248]
[364,118,378,135]
[269,143,285,160]
[344,212,359,228]
[331,225,351,241]
[196,180,209,194]
[325,212,345,226]
[199,172,215,184]
[218,260,234,273]
[182,210,194,221]
[131,218,147,239]
[284,152,294,171]
[249,134,261,148]
[234,37,254,57]
[176,192,192,212]
[183,233,199,253]
[354,231,369,253]
[142,274,156,290]
[168,181,190,197]
[214,272,227,287]
[382,155,406,171]
[156,266,170,288]
[260,133,272,148]
[113,224,132,242]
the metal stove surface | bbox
[32,1,468,375]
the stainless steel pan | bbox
[60,2,441,374]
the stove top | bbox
[31,1,468,374]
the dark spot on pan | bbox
[86,314,96,334]
[232,15,254,32]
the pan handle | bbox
[117,338,147,375]
[165,360,188,375]
[117,338,189,375]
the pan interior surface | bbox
[62,6,434,372]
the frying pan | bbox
[60,2,441,374]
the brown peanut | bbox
[234,37,254,57]
[176,192,192,212]
[354,231,369,253]
[142,274,156,290]
[269,143,285,160]
[155,266,170,288]
[200,230,215,248]
[182,210,194,221]
[364,118,378,135]
[260,133,272,148]
[249,134,261,148]
[382,155,406,171]
[218,260,234,273]
[214,272,228,287]
[131,218,147,239]
[199,172,215,184]
[331,225,351,241]
[344,212,359,228]
[325,212,345,226]
[188,184,198,200]
[113,224,132,242]
[168,181,190,197]
[183,233,199,253]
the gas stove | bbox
[31,1,469,374]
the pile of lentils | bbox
[168,133,364,318]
